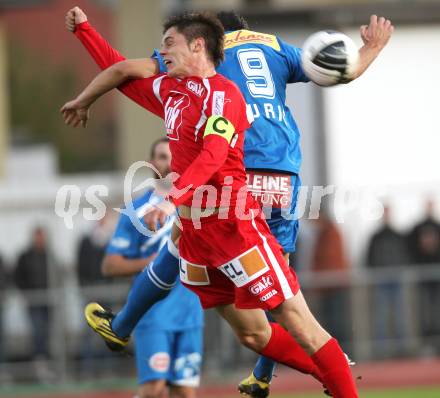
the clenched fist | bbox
[65,6,88,32]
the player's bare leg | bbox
[217,306,274,398]
[169,385,197,398]
[138,379,167,398]
[270,290,330,354]
[217,292,357,397]
[269,291,357,397]
[216,305,272,351]
[238,252,290,397]
[216,304,323,376]
[137,381,196,398]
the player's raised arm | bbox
[352,15,394,79]
[60,63,133,128]
[60,68,164,128]
[65,6,159,77]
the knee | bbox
[290,325,330,354]
[292,327,318,350]
[138,380,166,398]
[236,328,270,352]
[270,296,331,354]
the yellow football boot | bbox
[84,302,129,352]
[238,373,270,398]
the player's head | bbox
[425,197,435,217]
[161,12,224,77]
[382,203,391,224]
[150,137,171,178]
[216,11,249,31]
[32,226,47,251]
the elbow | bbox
[349,67,362,81]
[101,258,115,277]
[112,60,133,79]
[113,60,151,79]
[342,67,360,84]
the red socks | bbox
[260,323,323,382]
[311,338,358,398]
[260,324,358,397]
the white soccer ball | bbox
[301,30,359,87]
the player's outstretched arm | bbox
[61,64,164,128]
[63,7,161,126]
[352,15,394,79]
[102,254,156,277]
[66,6,158,77]
[60,61,164,128]
[60,62,134,127]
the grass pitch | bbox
[269,387,440,398]
[1,382,439,397]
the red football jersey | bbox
[75,22,252,208]
[119,73,253,208]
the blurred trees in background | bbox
[9,41,116,173]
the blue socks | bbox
[253,356,276,382]
[111,239,180,338]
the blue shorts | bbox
[134,327,203,386]
[247,171,300,253]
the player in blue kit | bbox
[94,138,203,398]
[67,7,392,397]
[174,13,305,396]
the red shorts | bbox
[178,201,300,310]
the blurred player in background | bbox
[64,8,392,398]
[102,137,203,398]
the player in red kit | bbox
[62,12,359,397]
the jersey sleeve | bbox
[117,75,165,119]
[75,21,126,69]
[170,133,230,206]
[278,38,310,83]
[106,214,139,257]
[152,49,167,73]
[74,21,164,118]
[170,83,250,206]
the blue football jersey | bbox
[106,190,203,331]
[154,29,309,174]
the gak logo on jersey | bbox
[186,80,205,97]
[249,275,274,295]
[164,93,190,140]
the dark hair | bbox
[150,137,169,159]
[163,12,225,67]
[217,11,249,31]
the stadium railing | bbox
[1,263,439,384]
